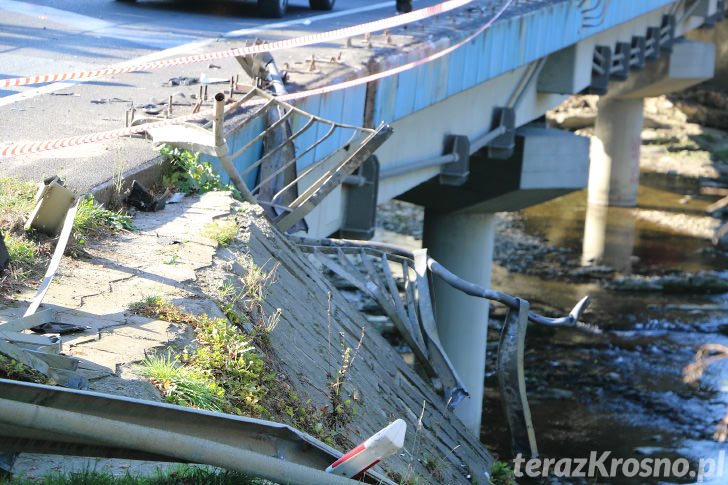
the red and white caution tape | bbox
[0,109,213,158]
[0,0,512,159]
[0,0,480,89]
[326,419,406,478]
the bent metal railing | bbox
[292,235,591,458]
[146,88,392,234]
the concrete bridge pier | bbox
[422,210,495,433]
[581,203,637,273]
[587,97,644,207]
[587,39,716,207]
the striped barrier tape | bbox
[326,419,406,478]
[0,0,482,89]
[0,0,512,159]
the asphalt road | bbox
[0,0,412,100]
[0,0,434,190]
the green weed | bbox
[73,194,135,234]
[3,235,40,267]
[490,460,516,485]
[137,351,227,412]
[0,353,53,385]
[201,220,238,246]
[0,177,36,223]
[130,298,273,418]
[158,146,238,197]
[129,295,198,325]
[218,260,282,335]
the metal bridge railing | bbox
[293,235,592,458]
[148,87,392,234]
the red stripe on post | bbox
[329,443,366,469]
[353,459,381,479]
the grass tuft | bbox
[3,234,40,267]
[201,220,238,247]
[137,351,227,412]
[73,194,135,235]
[130,297,272,417]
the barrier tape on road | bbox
[0,0,512,159]
[0,0,483,89]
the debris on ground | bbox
[124,180,170,212]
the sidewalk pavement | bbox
[1,191,238,479]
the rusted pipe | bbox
[212,92,256,202]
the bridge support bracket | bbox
[660,15,676,54]
[439,135,471,186]
[340,155,379,240]
[488,107,516,160]
[586,45,612,94]
[610,42,631,81]
[630,36,646,72]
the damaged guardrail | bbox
[0,378,400,485]
[147,88,392,234]
[293,235,592,458]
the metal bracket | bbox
[439,135,470,186]
[629,36,646,72]
[24,177,76,237]
[660,15,676,54]
[586,45,611,95]
[340,156,380,240]
[700,0,726,27]
[488,107,516,160]
[610,42,630,81]
[645,27,661,61]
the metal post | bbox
[212,93,256,202]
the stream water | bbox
[482,174,728,484]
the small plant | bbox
[684,343,728,441]
[137,351,227,412]
[130,298,273,417]
[3,234,40,267]
[184,316,273,416]
[490,460,517,485]
[322,290,364,435]
[162,254,179,265]
[129,295,198,325]
[422,452,449,482]
[0,353,54,384]
[73,194,135,234]
[201,220,238,246]
[159,146,239,196]
[220,259,282,335]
